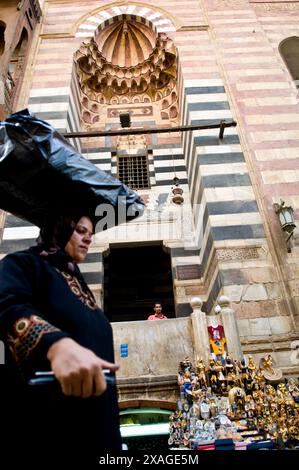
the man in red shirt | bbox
[147,303,168,321]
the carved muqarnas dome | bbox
[95,18,156,67]
[74,15,177,107]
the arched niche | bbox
[279,36,299,82]
[0,21,6,56]
[74,14,179,129]
[9,27,29,89]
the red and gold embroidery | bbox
[56,270,97,310]
[7,315,59,365]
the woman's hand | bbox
[47,338,119,398]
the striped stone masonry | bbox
[179,68,269,312]
[207,1,299,217]
[42,0,206,37]
[203,0,299,331]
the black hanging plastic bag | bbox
[0,109,144,229]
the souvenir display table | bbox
[168,355,299,450]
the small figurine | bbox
[277,382,290,399]
[181,371,193,398]
[239,357,250,391]
[255,369,266,387]
[228,386,245,417]
[287,378,299,402]
[259,354,283,382]
[182,356,193,371]
[233,360,242,386]
[195,357,207,388]
[288,424,299,443]
[248,355,257,377]
[208,357,219,392]
[224,354,235,386]
[265,383,276,397]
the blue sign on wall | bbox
[120,343,128,357]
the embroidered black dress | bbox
[0,246,121,458]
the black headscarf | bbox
[37,214,79,251]
[34,213,93,272]
[32,214,95,299]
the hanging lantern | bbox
[275,200,296,234]
[171,176,184,205]
[274,200,297,252]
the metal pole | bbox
[63,119,237,139]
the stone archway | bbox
[74,13,178,129]
[0,21,5,56]
[74,2,176,39]
[279,36,299,84]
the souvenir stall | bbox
[169,354,299,450]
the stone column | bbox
[219,295,243,360]
[87,242,109,309]
[0,76,4,102]
[190,297,210,365]
[0,209,6,242]
[0,77,6,121]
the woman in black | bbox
[0,214,122,462]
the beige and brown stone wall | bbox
[0,0,41,239]
[0,0,41,117]
[198,0,299,349]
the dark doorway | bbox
[104,243,175,321]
